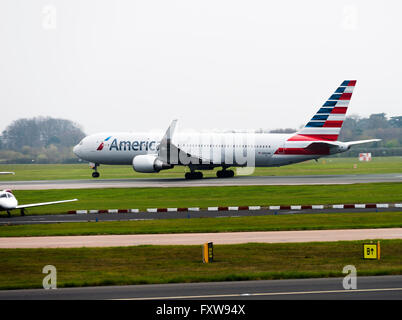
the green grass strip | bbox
[0,240,401,290]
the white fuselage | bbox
[73,131,339,169]
[0,191,18,211]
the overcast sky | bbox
[0,0,401,135]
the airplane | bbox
[0,172,15,175]
[73,80,380,180]
[0,189,78,216]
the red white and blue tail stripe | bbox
[290,80,356,142]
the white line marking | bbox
[117,287,402,300]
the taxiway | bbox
[1,173,401,190]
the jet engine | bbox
[132,155,173,173]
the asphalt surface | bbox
[1,173,401,190]
[1,228,401,248]
[0,276,401,300]
[1,207,401,225]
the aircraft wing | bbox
[16,199,78,209]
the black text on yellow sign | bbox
[363,242,381,260]
[203,242,214,263]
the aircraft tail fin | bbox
[291,80,356,142]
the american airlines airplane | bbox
[73,80,380,179]
[0,189,77,216]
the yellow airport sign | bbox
[363,242,380,260]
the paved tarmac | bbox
[0,207,400,225]
[0,276,401,300]
[1,173,401,190]
[0,228,400,248]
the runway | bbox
[0,276,401,300]
[1,173,401,190]
[0,228,401,248]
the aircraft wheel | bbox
[217,170,234,178]
[92,172,100,178]
[185,172,203,179]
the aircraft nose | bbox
[73,144,81,157]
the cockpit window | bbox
[0,194,6,198]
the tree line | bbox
[338,113,402,156]
[0,117,85,163]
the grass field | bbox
[0,158,400,290]
[1,211,402,237]
[2,182,401,215]
[1,240,401,290]
[0,156,401,181]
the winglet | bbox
[161,119,178,145]
[158,119,178,163]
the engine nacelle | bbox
[132,154,173,173]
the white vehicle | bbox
[0,172,15,175]
[73,80,380,179]
[0,189,77,216]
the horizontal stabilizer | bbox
[345,139,381,147]
[302,138,381,155]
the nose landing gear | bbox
[90,163,100,178]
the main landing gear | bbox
[184,168,235,179]
[216,169,234,178]
[185,171,203,180]
[6,209,26,217]
[90,163,100,178]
